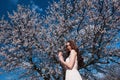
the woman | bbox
[58,40,83,80]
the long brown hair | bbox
[65,40,84,69]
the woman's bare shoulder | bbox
[70,49,77,55]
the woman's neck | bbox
[69,49,72,51]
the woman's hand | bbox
[58,51,68,69]
[58,51,63,57]
[58,51,64,62]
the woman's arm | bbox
[59,56,68,70]
[59,50,77,70]
[58,52,68,69]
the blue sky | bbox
[0,0,58,80]
[0,0,58,19]
[0,0,119,80]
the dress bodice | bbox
[65,56,78,70]
[65,50,82,80]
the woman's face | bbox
[66,42,71,51]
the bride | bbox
[58,40,84,80]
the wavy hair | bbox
[65,40,84,69]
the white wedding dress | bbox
[65,56,82,80]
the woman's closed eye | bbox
[66,44,70,47]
